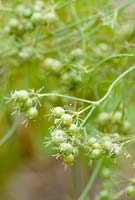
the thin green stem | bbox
[96,54,135,68]
[55,0,78,9]
[78,158,104,200]
[39,93,93,104]
[37,15,98,43]
[39,64,135,106]
[117,0,135,12]
[78,105,92,115]
[70,3,84,48]
[80,106,96,128]
[96,64,135,105]
[0,115,22,146]
[39,24,102,54]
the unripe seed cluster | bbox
[48,106,81,164]
[42,49,87,88]
[43,58,62,74]
[5,6,33,37]
[60,48,88,87]
[31,2,57,24]
[87,135,121,160]
[5,1,57,38]
[9,90,39,120]
[47,107,124,164]
[97,111,131,133]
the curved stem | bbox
[0,115,22,146]
[39,64,135,106]
[96,64,135,105]
[78,158,104,200]
[97,54,135,68]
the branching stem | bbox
[40,64,135,106]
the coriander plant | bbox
[1,0,135,199]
